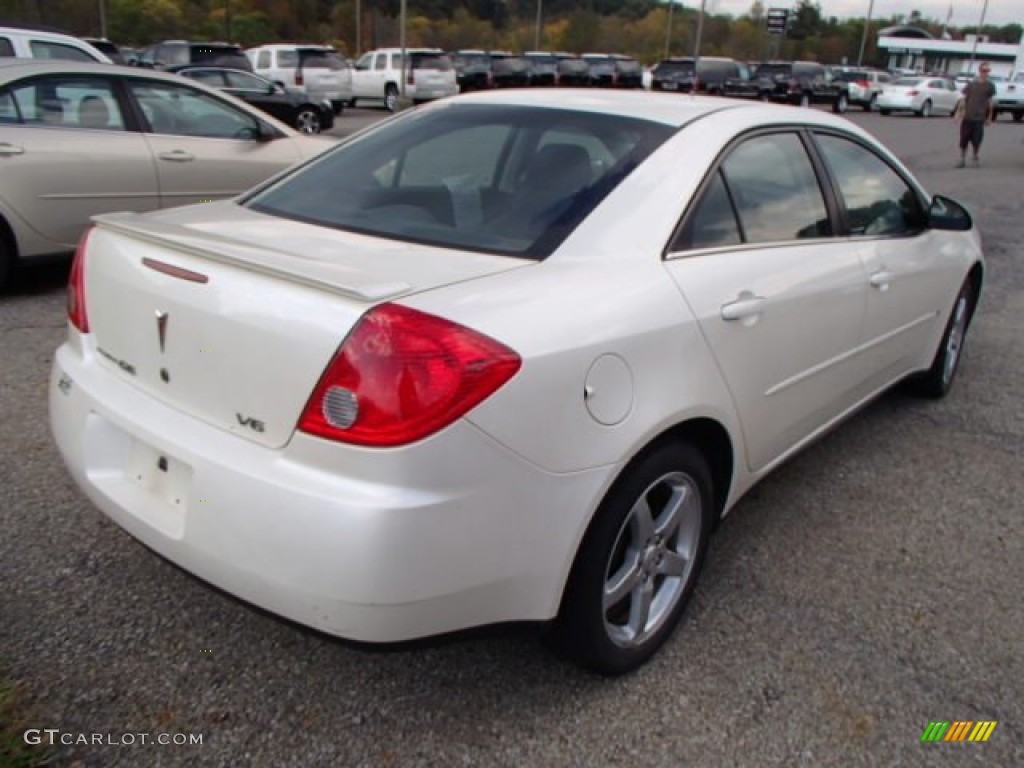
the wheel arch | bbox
[0,210,18,259]
[966,260,984,327]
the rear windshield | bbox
[408,53,452,71]
[299,49,345,70]
[246,104,674,260]
[756,64,791,78]
[453,53,490,69]
[493,57,529,73]
[559,59,589,74]
[655,60,695,75]
[615,59,641,73]
[893,77,923,86]
[191,46,251,70]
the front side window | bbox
[278,50,299,68]
[247,104,673,259]
[0,37,14,57]
[354,53,372,70]
[29,40,95,62]
[128,80,259,139]
[815,134,924,237]
[158,44,188,67]
[721,133,831,243]
[10,77,124,130]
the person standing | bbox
[953,62,996,167]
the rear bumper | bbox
[50,337,612,642]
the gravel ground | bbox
[1,108,1022,767]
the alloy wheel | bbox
[602,471,703,649]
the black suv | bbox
[651,57,741,94]
[491,54,531,88]
[450,50,495,92]
[755,61,846,111]
[524,52,558,87]
[581,54,644,89]
[135,41,252,72]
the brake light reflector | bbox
[68,227,93,333]
[908,89,919,96]
[298,304,521,447]
[295,70,304,86]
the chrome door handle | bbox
[869,270,895,290]
[0,143,25,156]
[720,294,767,321]
[158,150,195,162]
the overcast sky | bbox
[702,0,1022,28]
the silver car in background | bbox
[0,59,329,289]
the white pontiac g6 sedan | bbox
[49,90,983,674]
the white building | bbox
[877,25,1023,77]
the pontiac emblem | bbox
[155,310,168,353]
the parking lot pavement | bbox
[1,109,1022,767]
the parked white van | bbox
[351,48,458,111]
[0,26,112,63]
[246,44,352,114]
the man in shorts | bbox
[953,63,996,168]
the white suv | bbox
[0,26,111,63]
[247,44,353,114]
[351,48,457,111]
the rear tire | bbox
[833,92,849,113]
[548,441,715,675]
[0,232,12,293]
[1014,112,1023,123]
[908,279,976,398]
[384,84,399,112]
[294,107,322,134]
[866,94,878,112]
[918,99,932,118]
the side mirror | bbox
[928,195,973,231]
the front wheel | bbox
[908,279,976,398]
[548,442,715,674]
[294,107,322,134]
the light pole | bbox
[400,0,407,97]
[534,0,543,51]
[664,0,675,60]
[356,0,361,56]
[98,0,107,38]
[856,0,875,67]
[968,0,991,73]
[692,0,707,66]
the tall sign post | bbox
[765,8,788,59]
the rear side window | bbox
[278,50,299,68]
[408,53,452,71]
[299,50,344,70]
[247,104,674,259]
[0,89,18,121]
[720,133,831,243]
[0,37,15,57]
[673,171,741,250]
[256,50,271,69]
[10,77,125,130]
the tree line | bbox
[2,0,1021,66]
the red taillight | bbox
[856,79,869,87]
[907,89,919,96]
[298,304,521,447]
[407,70,414,85]
[68,228,93,333]
[295,70,304,86]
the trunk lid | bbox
[84,203,528,448]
